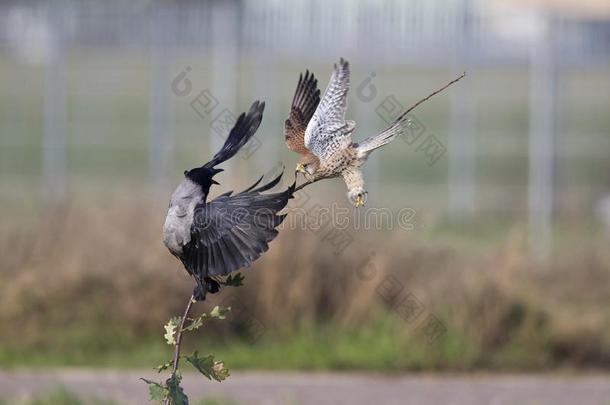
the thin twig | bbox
[164,293,195,405]
[294,178,321,192]
[394,72,466,123]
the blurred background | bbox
[1,0,610,403]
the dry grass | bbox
[1,196,610,369]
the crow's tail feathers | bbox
[204,101,265,169]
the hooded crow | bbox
[163,101,294,300]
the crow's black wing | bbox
[203,101,265,169]
[181,172,294,280]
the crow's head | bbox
[184,166,223,196]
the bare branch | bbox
[294,178,319,192]
[164,294,195,405]
[394,72,466,123]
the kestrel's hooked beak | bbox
[295,163,306,174]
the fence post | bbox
[149,4,176,194]
[528,14,559,260]
[449,0,475,219]
[210,0,240,171]
[42,4,67,203]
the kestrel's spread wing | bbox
[304,58,355,161]
[284,70,320,155]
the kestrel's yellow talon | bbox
[295,163,306,174]
[355,194,365,207]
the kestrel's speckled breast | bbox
[317,144,359,178]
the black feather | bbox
[204,101,265,169]
[185,101,264,196]
[180,172,294,292]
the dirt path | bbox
[1,369,609,405]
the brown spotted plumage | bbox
[284,70,320,156]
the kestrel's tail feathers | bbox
[355,118,404,158]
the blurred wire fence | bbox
[1,0,609,258]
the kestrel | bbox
[163,101,294,300]
[285,58,464,207]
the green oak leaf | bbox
[184,317,203,331]
[186,351,230,382]
[184,306,229,331]
[141,378,168,402]
[164,316,181,345]
[155,360,173,373]
[209,306,230,320]
[166,373,189,405]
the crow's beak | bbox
[211,180,219,185]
